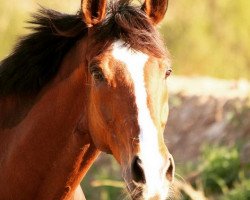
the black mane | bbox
[0,8,86,96]
[0,1,167,97]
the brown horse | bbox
[0,0,174,199]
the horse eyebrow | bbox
[88,60,102,69]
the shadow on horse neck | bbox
[0,0,175,199]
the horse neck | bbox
[0,37,100,200]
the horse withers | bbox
[0,0,174,199]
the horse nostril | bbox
[166,156,175,182]
[131,156,146,184]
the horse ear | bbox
[81,0,107,26]
[142,0,169,25]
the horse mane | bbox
[0,8,86,96]
[0,0,167,97]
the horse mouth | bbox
[126,183,172,200]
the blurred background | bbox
[0,0,249,199]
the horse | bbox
[0,0,174,199]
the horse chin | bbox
[125,181,170,200]
[126,183,143,200]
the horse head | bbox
[81,0,175,199]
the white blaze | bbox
[112,40,168,199]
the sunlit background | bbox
[1,0,249,199]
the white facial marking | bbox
[112,40,169,199]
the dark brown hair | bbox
[0,0,167,96]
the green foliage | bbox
[160,0,250,79]
[81,154,124,200]
[179,145,250,200]
[200,146,241,195]
[221,179,250,200]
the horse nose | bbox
[166,155,175,182]
[131,155,175,184]
[131,156,146,184]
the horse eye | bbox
[165,68,172,78]
[90,66,105,82]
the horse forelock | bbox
[92,0,168,58]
